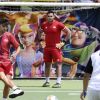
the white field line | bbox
[0,90,81,93]
[0,90,81,96]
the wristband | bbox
[61,40,66,46]
[83,90,87,98]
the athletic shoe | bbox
[9,88,24,98]
[42,82,50,87]
[52,83,61,88]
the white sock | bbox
[45,77,50,83]
[12,86,18,90]
[56,77,61,84]
[2,98,7,100]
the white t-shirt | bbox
[88,50,100,90]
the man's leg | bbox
[42,62,52,87]
[0,72,15,89]
[52,62,62,88]
[2,75,11,100]
[2,84,10,100]
[0,72,24,98]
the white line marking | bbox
[0,90,81,93]
[68,93,80,95]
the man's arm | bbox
[80,58,93,100]
[56,26,71,49]
[83,73,91,92]
[8,32,20,60]
[80,73,91,100]
[62,26,71,37]
[62,26,72,44]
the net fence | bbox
[0,2,99,12]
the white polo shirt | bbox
[88,50,100,90]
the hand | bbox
[80,91,87,100]
[56,42,64,49]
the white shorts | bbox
[87,88,100,100]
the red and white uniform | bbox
[41,20,65,62]
[0,32,19,75]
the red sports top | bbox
[0,32,19,58]
[41,20,65,48]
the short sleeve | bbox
[58,22,65,30]
[84,58,93,74]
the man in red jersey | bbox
[40,11,72,88]
[0,19,24,100]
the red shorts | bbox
[0,57,13,76]
[44,48,62,62]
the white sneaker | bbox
[9,88,24,98]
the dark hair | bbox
[47,10,55,15]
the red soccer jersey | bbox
[41,20,65,48]
[0,32,19,58]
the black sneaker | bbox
[42,82,50,87]
[52,83,61,88]
[9,88,24,98]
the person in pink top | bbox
[0,19,24,100]
[40,11,72,88]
